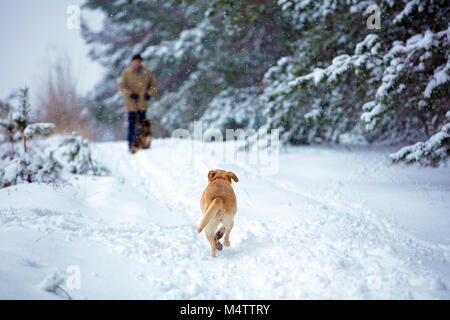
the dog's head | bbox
[208,169,239,184]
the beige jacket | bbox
[118,66,158,111]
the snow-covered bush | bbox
[0,88,62,188]
[0,150,62,188]
[0,116,19,144]
[57,132,110,176]
[1,88,109,188]
[0,99,15,143]
[24,123,55,139]
[1,87,56,152]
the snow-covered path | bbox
[1,139,449,299]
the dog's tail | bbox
[198,198,222,233]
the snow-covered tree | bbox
[0,88,55,152]
[201,86,265,131]
[0,151,62,188]
[0,99,17,144]
[1,87,55,152]
[261,0,449,164]
[56,132,110,176]
[81,0,449,165]
[0,88,61,188]
[81,0,291,136]
[390,112,450,167]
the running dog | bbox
[198,169,239,257]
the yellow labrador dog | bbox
[198,169,239,257]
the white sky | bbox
[0,0,105,106]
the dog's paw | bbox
[215,227,225,240]
[223,240,230,247]
[215,241,223,251]
[129,146,138,154]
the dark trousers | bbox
[128,110,146,147]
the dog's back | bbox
[200,182,236,218]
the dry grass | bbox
[35,50,93,140]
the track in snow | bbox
[89,139,450,299]
[1,138,449,299]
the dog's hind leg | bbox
[213,226,225,251]
[215,226,225,240]
[215,239,223,251]
[205,220,221,256]
[223,220,233,247]
[205,231,217,257]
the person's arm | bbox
[145,71,158,98]
[118,70,132,97]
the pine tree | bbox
[81,0,292,137]
[81,0,449,165]
[0,87,61,188]
[13,87,32,152]
[261,0,449,164]
[9,87,55,152]
[0,99,16,144]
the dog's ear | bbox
[228,171,238,183]
[208,170,216,181]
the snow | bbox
[23,123,55,138]
[385,29,442,63]
[142,19,214,62]
[289,32,382,89]
[390,123,450,165]
[289,55,353,87]
[0,150,62,187]
[355,34,379,55]
[361,100,385,131]
[201,87,264,130]
[424,59,450,98]
[1,138,450,299]
[393,0,420,24]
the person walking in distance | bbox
[119,54,157,153]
